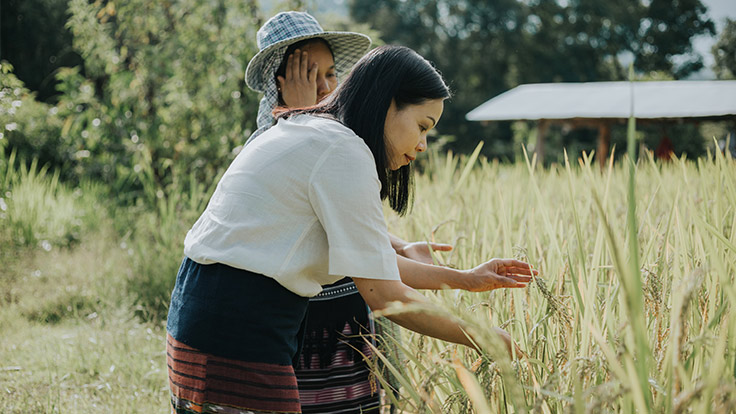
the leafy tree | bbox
[53,0,263,202]
[0,62,66,169]
[350,0,527,156]
[713,18,736,80]
[0,0,83,102]
[634,0,715,77]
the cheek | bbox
[399,125,415,149]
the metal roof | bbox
[466,80,736,121]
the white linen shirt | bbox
[183,114,401,297]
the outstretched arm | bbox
[351,277,518,355]
[388,233,536,291]
[397,255,536,291]
[352,277,476,347]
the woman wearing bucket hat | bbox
[166,43,536,414]
[244,11,371,143]
[243,12,457,413]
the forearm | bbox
[397,254,469,290]
[353,278,475,348]
[382,290,516,356]
[384,301,476,349]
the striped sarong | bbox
[166,257,309,414]
[167,334,301,413]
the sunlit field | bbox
[1,141,734,412]
[377,143,736,413]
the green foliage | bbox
[314,13,386,48]
[58,0,262,203]
[713,18,736,80]
[1,306,166,411]
[0,63,71,176]
[123,170,218,321]
[350,0,528,156]
[0,0,83,102]
[1,142,735,410]
[636,0,715,77]
[0,149,103,251]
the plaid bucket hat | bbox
[245,11,371,94]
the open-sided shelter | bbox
[466,81,736,165]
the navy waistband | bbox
[166,257,309,366]
[311,277,360,301]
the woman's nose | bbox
[416,135,427,152]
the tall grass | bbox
[0,150,103,250]
[120,154,221,320]
[2,131,734,411]
[376,144,736,412]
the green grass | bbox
[0,154,168,413]
[1,141,734,412]
[0,227,169,413]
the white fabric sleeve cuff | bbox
[329,247,400,281]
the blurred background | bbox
[2,0,735,188]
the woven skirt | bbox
[166,257,309,414]
[296,278,381,413]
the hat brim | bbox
[245,31,371,93]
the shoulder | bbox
[243,114,377,178]
[281,115,375,166]
[291,115,359,142]
[307,120,375,173]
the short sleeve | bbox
[308,138,400,281]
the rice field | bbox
[1,136,734,412]
[377,142,736,413]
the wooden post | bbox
[597,122,610,168]
[536,119,548,166]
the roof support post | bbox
[597,122,611,168]
[536,119,548,166]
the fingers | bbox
[286,51,296,79]
[286,50,310,81]
[501,275,530,288]
[498,259,539,276]
[492,327,524,358]
[299,50,309,79]
[504,259,537,269]
[308,61,318,84]
[506,274,532,283]
[429,243,453,252]
[285,50,318,86]
[504,267,538,276]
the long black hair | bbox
[277,45,450,215]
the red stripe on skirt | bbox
[167,334,302,413]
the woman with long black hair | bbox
[166,44,535,414]
[242,12,454,412]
